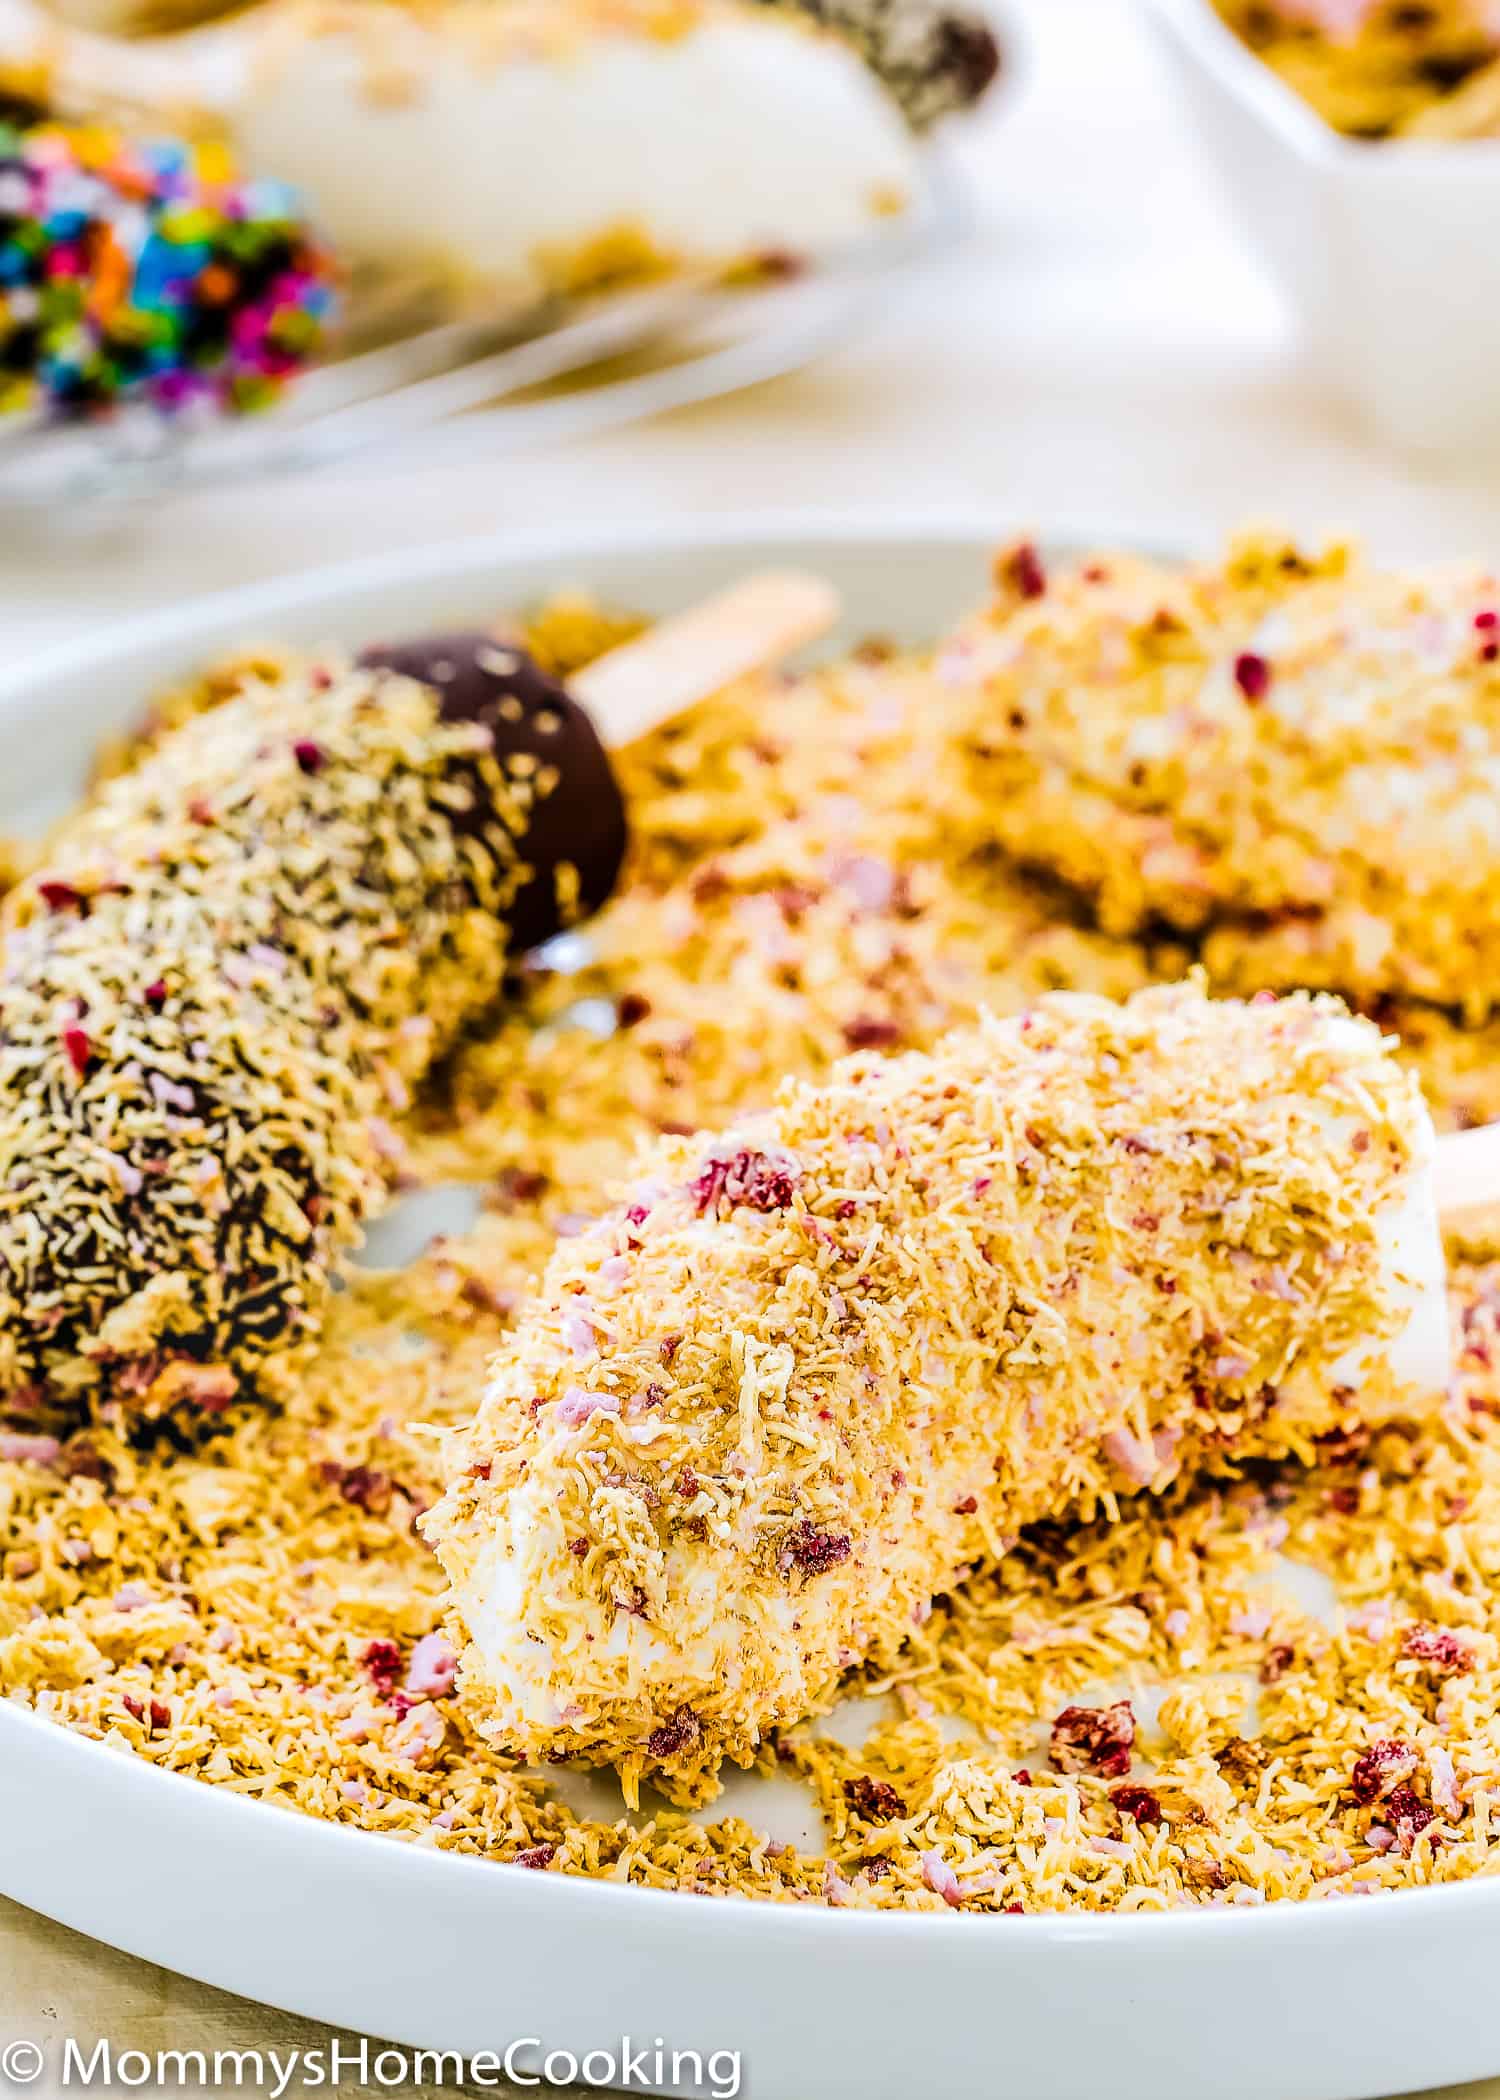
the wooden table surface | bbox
[0,1900,539,2098]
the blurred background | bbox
[10,0,1500,653]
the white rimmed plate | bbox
[0,515,1496,2100]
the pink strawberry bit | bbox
[1103,1426,1158,1489]
[1260,1644,1296,1686]
[692,1147,802,1217]
[321,1461,393,1515]
[1233,651,1272,701]
[181,1365,238,1412]
[830,853,895,914]
[514,1844,557,1871]
[1110,1784,1164,1826]
[360,1638,404,1697]
[782,1520,853,1580]
[562,1308,598,1359]
[393,1701,447,1765]
[0,1432,60,1467]
[1230,1605,1273,1640]
[999,541,1047,601]
[822,1862,853,1907]
[920,1850,963,1907]
[553,1387,619,1430]
[842,1015,904,1051]
[60,1021,92,1079]
[111,1584,152,1613]
[1049,1699,1136,1778]
[1403,1624,1473,1674]
[149,1073,197,1115]
[646,1703,701,1760]
[1349,1738,1418,1805]
[404,1632,456,1699]
[1384,1785,1434,1851]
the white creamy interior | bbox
[1317,1022,1450,1398]
[233,15,917,291]
[462,1479,805,1733]
[1328,1147,1450,1394]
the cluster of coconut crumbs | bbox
[7,599,1500,1911]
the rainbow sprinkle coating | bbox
[0,114,337,420]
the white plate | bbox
[1,515,1497,2100]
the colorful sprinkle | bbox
[0,110,336,422]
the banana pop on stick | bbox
[0,573,836,1410]
[425,981,1462,1800]
[948,533,1500,1020]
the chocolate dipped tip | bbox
[357,631,628,955]
[939,17,1001,107]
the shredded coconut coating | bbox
[948,530,1500,1020]
[0,665,540,1407]
[426,982,1439,1797]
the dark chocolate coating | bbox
[764,0,1000,129]
[357,633,628,954]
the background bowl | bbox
[1149,0,1500,460]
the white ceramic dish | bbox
[1150,0,1500,460]
[3,514,1500,2100]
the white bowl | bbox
[3,515,1500,2100]
[1149,0,1500,459]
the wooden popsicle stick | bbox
[570,569,842,750]
[1435,1122,1500,1236]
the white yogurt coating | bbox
[458,1055,1454,1742]
[231,5,919,295]
[1317,1015,1450,1398]
[1329,1117,1450,1395]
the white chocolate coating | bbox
[427,986,1453,1796]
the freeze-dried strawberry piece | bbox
[1349,1738,1418,1805]
[1401,1624,1473,1675]
[1050,1700,1135,1778]
[843,1776,907,1823]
